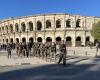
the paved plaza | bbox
[0,47,100,80]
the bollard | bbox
[73,50,75,55]
[85,51,87,56]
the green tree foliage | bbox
[91,21,100,40]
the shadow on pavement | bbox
[0,63,99,80]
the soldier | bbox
[58,40,67,66]
[28,40,33,56]
[50,42,56,59]
[22,42,27,57]
[15,42,20,57]
[6,43,12,58]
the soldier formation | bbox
[1,40,67,66]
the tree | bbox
[91,21,100,41]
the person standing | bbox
[6,43,12,58]
[58,40,67,66]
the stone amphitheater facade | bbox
[0,13,100,47]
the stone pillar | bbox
[72,32,76,47]
[82,36,86,46]
[72,37,76,47]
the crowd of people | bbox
[1,40,67,66]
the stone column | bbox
[72,31,76,47]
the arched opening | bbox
[10,24,13,33]
[56,37,61,43]
[29,37,34,43]
[16,38,19,43]
[37,21,42,31]
[6,26,8,33]
[15,23,19,32]
[76,19,80,28]
[76,36,81,46]
[46,20,51,28]
[56,19,61,28]
[21,22,26,32]
[2,27,4,32]
[10,38,13,43]
[46,37,52,43]
[28,21,33,31]
[22,37,26,43]
[37,37,42,42]
[6,39,8,43]
[3,39,4,43]
[85,37,90,46]
[66,19,71,28]
[66,37,72,47]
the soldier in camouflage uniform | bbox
[50,42,56,60]
[6,43,12,58]
[58,40,67,66]
[15,42,20,57]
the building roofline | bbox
[0,13,99,23]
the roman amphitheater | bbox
[0,13,99,47]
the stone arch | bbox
[37,37,42,42]
[37,21,42,31]
[66,19,71,28]
[15,23,19,32]
[22,37,26,43]
[76,19,80,28]
[6,25,8,33]
[16,38,19,43]
[6,39,8,43]
[10,38,13,43]
[21,22,26,32]
[28,21,33,31]
[9,24,13,32]
[66,36,72,47]
[56,36,62,42]
[46,37,52,42]
[3,39,4,43]
[85,36,90,46]
[29,37,34,43]
[46,20,51,28]
[76,36,81,46]
[56,19,61,28]
[2,27,4,32]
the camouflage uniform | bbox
[58,42,66,66]
[6,43,12,58]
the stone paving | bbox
[0,47,100,80]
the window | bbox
[15,23,19,32]
[37,21,42,31]
[10,24,13,33]
[28,21,33,31]
[66,19,71,28]
[46,20,51,28]
[76,19,80,28]
[21,22,26,32]
[56,19,61,28]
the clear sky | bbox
[0,0,99,19]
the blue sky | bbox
[0,0,99,19]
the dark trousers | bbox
[58,53,66,66]
[8,50,11,58]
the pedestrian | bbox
[6,43,12,58]
[58,40,67,66]
[96,41,99,52]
